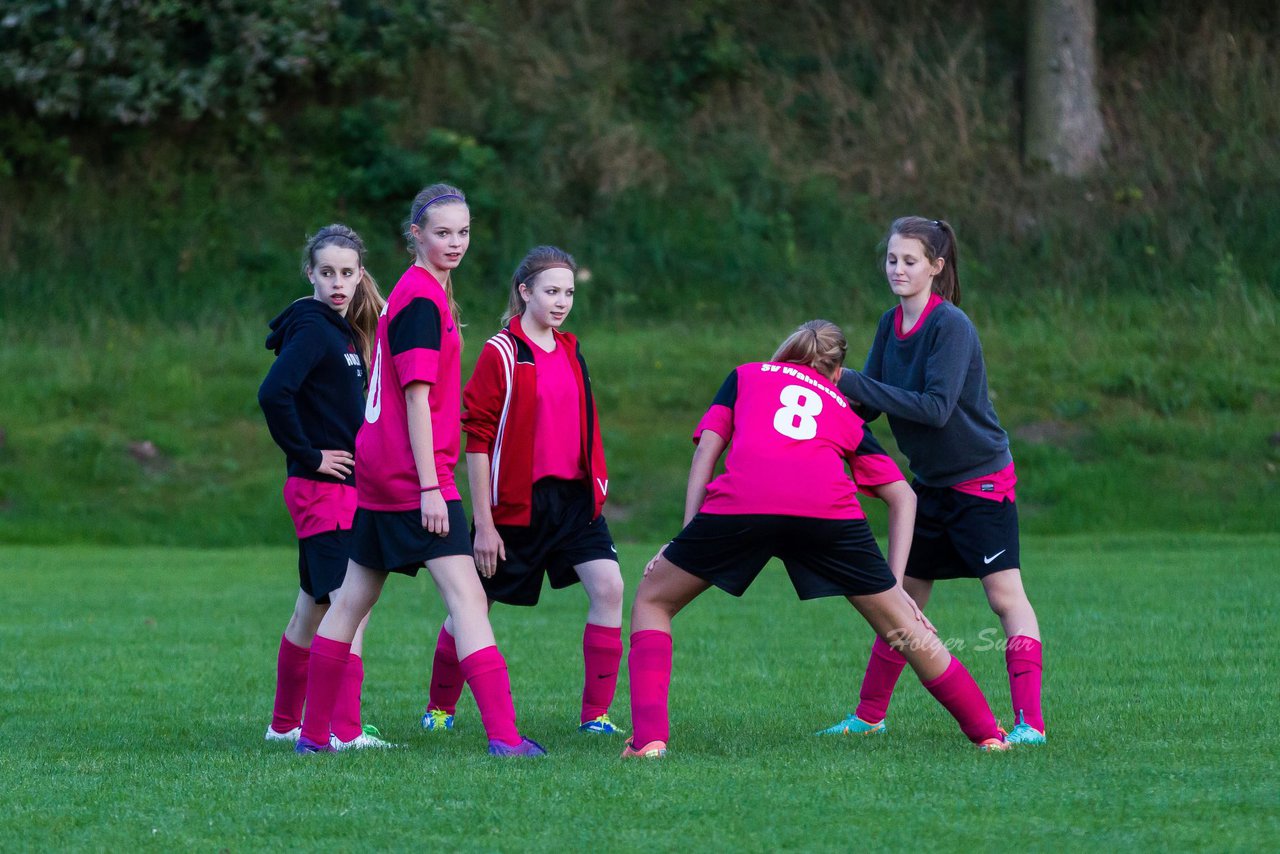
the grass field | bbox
[3,535,1277,851]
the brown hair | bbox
[886,216,962,306]
[302,223,385,368]
[404,182,468,326]
[772,319,848,378]
[503,245,578,324]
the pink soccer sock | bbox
[331,653,365,743]
[460,645,521,747]
[1006,635,1045,732]
[299,635,352,745]
[628,630,673,746]
[581,623,623,723]
[854,635,908,724]
[427,625,464,715]
[921,656,1002,744]
[271,634,310,734]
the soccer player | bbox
[623,320,1009,758]
[420,245,624,737]
[819,217,1046,745]
[295,184,545,756]
[258,224,392,750]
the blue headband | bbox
[412,193,464,225]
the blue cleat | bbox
[295,735,337,754]
[488,737,548,757]
[420,709,455,731]
[815,713,887,736]
[1004,711,1047,745]
[578,714,625,735]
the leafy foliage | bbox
[0,0,436,126]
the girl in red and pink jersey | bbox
[822,217,1046,746]
[420,245,625,737]
[295,184,544,757]
[258,224,390,750]
[623,320,1009,758]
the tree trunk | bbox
[1025,0,1106,176]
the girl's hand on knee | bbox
[900,585,936,634]
[644,544,669,577]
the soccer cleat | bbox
[815,713,887,736]
[487,737,548,757]
[976,736,1012,751]
[265,725,301,743]
[578,714,625,735]
[620,738,667,759]
[420,709,455,732]
[1004,711,1047,745]
[334,724,399,751]
[295,735,337,754]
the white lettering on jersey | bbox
[773,384,823,440]
[596,477,609,496]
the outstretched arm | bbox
[861,479,915,583]
[684,430,727,526]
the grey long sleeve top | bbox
[837,299,1011,487]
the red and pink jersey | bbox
[531,342,586,483]
[355,265,463,511]
[693,362,904,519]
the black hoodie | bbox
[259,298,366,485]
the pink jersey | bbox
[531,342,586,483]
[693,362,904,519]
[355,265,463,510]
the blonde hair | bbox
[302,224,385,368]
[405,182,468,328]
[771,319,848,378]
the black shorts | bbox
[348,501,473,576]
[298,530,350,604]
[662,513,895,600]
[481,478,618,607]
[905,482,1021,580]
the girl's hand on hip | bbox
[315,449,354,479]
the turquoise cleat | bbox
[815,713,887,736]
[1004,711,1047,745]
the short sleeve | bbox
[851,423,905,488]
[390,297,442,386]
[693,369,738,444]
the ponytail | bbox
[772,319,848,378]
[347,269,386,369]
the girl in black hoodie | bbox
[258,224,389,749]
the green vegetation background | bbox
[1,1,1277,545]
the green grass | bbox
[2,535,1277,850]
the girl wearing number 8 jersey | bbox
[295,184,544,757]
[623,320,1009,758]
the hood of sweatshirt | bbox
[265,297,353,353]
